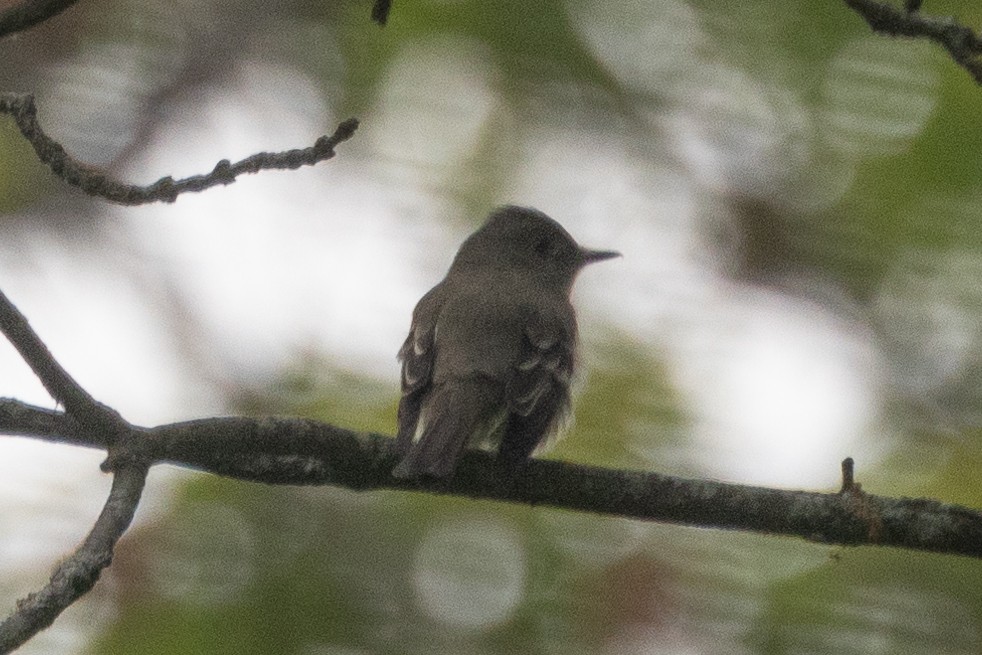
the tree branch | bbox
[842,0,982,84]
[0,93,360,205]
[3,399,982,560]
[0,0,79,38]
[0,463,146,655]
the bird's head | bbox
[450,206,619,291]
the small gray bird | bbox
[392,206,619,478]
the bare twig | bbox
[0,289,124,436]
[0,290,149,654]
[0,398,86,444]
[0,93,360,205]
[839,456,856,493]
[0,464,147,655]
[842,0,982,84]
[0,0,79,38]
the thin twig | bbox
[0,464,147,655]
[0,398,86,444]
[0,289,124,435]
[0,93,359,205]
[0,291,147,653]
[0,0,79,38]
[842,0,982,84]
[839,456,856,493]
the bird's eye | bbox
[534,237,553,257]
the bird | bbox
[392,205,619,478]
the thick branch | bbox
[843,0,982,84]
[0,0,79,38]
[3,401,982,560]
[0,93,359,205]
[0,463,147,654]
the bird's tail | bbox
[392,379,501,478]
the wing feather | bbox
[497,307,577,466]
[395,287,444,455]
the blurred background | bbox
[2,0,982,652]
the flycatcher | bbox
[392,205,619,478]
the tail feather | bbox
[392,380,501,478]
[395,388,424,456]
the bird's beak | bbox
[578,247,621,265]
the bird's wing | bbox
[395,286,443,454]
[497,306,576,465]
[399,320,434,394]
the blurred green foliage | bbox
[0,122,51,211]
